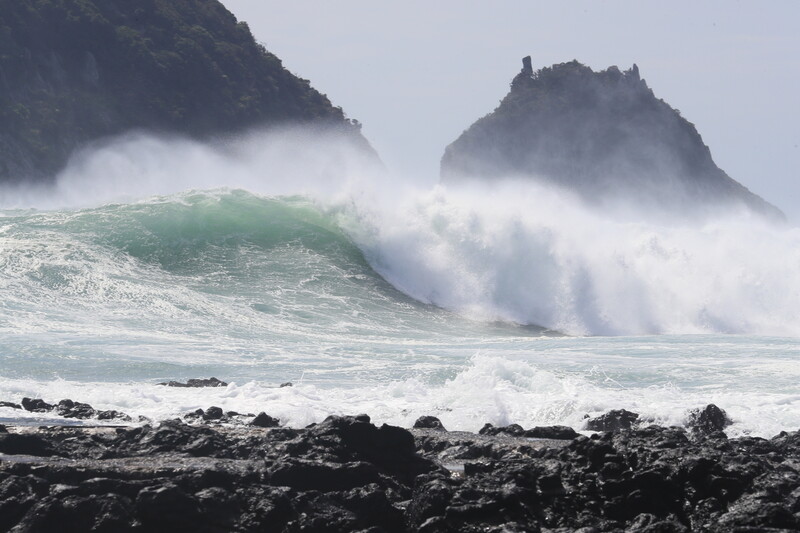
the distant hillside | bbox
[441,58,782,219]
[0,0,370,182]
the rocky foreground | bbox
[0,400,799,532]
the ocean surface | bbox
[0,131,798,437]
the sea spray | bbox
[340,180,800,336]
[2,345,799,438]
[0,129,798,436]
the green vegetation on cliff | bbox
[0,0,365,182]
[441,59,782,219]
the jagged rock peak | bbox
[441,58,783,220]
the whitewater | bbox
[0,129,798,437]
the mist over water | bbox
[0,128,798,435]
[348,181,800,336]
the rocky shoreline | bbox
[1,394,798,532]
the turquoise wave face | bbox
[2,188,799,438]
[0,189,549,382]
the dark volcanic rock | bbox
[159,377,228,388]
[479,423,525,437]
[1,409,798,532]
[202,406,224,421]
[17,398,129,422]
[21,397,54,412]
[251,412,280,428]
[414,416,447,431]
[0,432,55,456]
[524,425,580,440]
[56,399,96,419]
[96,409,131,421]
[686,404,731,435]
[441,58,783,220]
[0,401,22,409]
[585,409,641,432]
[136,483,203,530]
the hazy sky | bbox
[224,1,800,218]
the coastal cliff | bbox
[441,58,782,219]
[0,0,369,182]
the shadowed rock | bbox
[0,407,798,531]
[479,423,525,437]
[57,399,96,419]
[21,397,54,412]
[687,404,731,434]
[585,409,641,432]
[413,416,447,431]
[159,377,228,388]
[524,425,580,440]
[251,412,280,428]
[18,398,129,422]
[202,406,224,421]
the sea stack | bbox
[0,0,370,183]
[441,58,783,219]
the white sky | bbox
[223,1,800,218]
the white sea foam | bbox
[0,130,798,438]
[342,181,800,336]
[1,351,798,438]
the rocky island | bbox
[441,58,783,220]
[0,0,370,183]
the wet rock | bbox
[268,458,382,491]
[184,408,205,421]
[21,397,54,412]
[627,513,688,532]
[0,433,54,456]
[136,483,203,530]
[96,409,131,421]
[202,406,224,421]
[251,412,280,428]
[0,405,798,532]
[524,425,580,440]
[0,401,22,409]
[414,416,446,431]
[296,415,438,484]
[479,423,525,437]
[56,399,96,419]
[686,404,731,434]
[0,476,41,532]
[159,377,228,388]
[280,382,293,388]
[585,409,640,432]
[119,419,234,458]
[407,473,455,527]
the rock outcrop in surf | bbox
[441,58,783,219]
[0,0,370,183]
